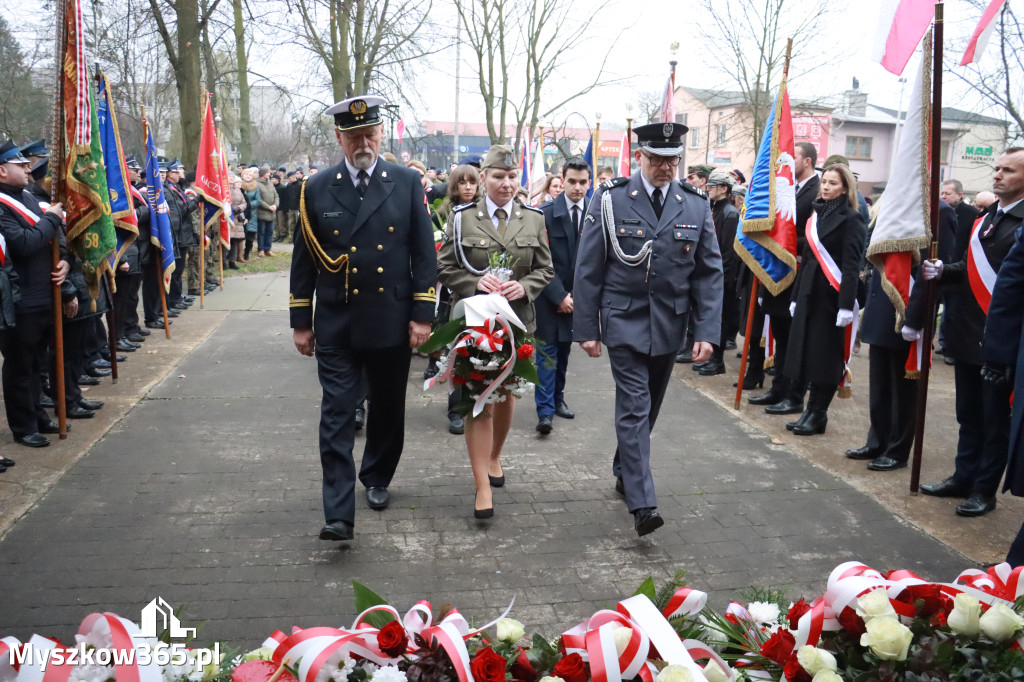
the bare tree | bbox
[695,0,836,150]
[455,0,619,148]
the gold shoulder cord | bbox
[300,177,350,300]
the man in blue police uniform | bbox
[290,95,436,543]
[573,122,724,536]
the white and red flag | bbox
[659,74,676,123]
[617,129,631,177]
[960,0,1007,65]
[867,30,933,377]
[872,0,935,75]
[396,119,406,145]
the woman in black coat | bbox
[784,163,866,435]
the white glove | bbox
[789,302,797,317]
[835,308,855,327]
[922,259,944,280]
[901,325,922,342]
[757,297,763,306]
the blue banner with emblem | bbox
[143,120,175,291]
[96,72,138,268]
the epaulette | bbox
[679,181,708,199]
[453,202,476,212]
[601,177,629,190]
[538,199,554,209]
[519,203,543,214]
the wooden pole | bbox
[910,6,943,494]
[50,0,68,439]
[625,118,632,171]
[105,271,119,384]
[199,199,206,309]
[218,233,224,288]
[734,280,760,409]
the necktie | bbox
[572,205,580,235]
[495,207,508,240]
[652,187,663,220]
[356,170,369,198]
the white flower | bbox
[855,589,896,623]
[609,623,633,656]
[656,664,696,682]
[317,652,356,682]
[329,657,357,682]
[796,645,837,675]
[69,663,115,682]
[370,666,407,682]
[947,593,982,637]
[698,615,729,650]
[859,615,913,661]
[979,603,1024,641]
[701,660,730,682]
[538,677,565,682]
[811,672,844,682]
[746,601,781,625]
[496,618,526,643]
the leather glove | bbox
[922,259,944,280]
[981,363,1013,386]
[900,325,922,342]
[835,308,855,327]
[789,302,797,317]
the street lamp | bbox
[382,104,400,155]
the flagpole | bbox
[910,3,944,494]
[625,118,632,167]
[199,199,206,309]
[50,0,68,439]
[594,121,600,173]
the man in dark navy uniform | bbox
[290,95,436,542]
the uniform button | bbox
[350,246,357,252]
[388,226,394,232]
[351,268,358,274]
[377,245,383,251]
[636,230,642,235]
[378,287,384,293]
[620,228,625,234]
[333,230,339,236]
[377,267,383,273]
[353,289,359,295]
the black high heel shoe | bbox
[733,372,765,390]
[488,473,505,487]
[474,491,494,519]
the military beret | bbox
[481,144,518,170]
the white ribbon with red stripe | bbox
[967,215,997,314]
[0,193,41,226]
[0,636,21,682]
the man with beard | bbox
[290,95,436,543]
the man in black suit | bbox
[749,141,819,414]
[290,95,436,542]
[534,156,590,434]
[937,179,979,357]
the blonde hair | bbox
[821,164,858,210]
[406,160,426,174]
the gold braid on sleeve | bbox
[299,177,350,301]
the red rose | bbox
[787,599,811,627]
[510,650,537,682]
[377,621,409,658]
[897,584,949,619]
[471,647,507,682]
[517,344,534,360]
[552,653,587,682]
[836,608,867,636]
[759,628,795,666]
[471,371,486,381]
[782,652,811,682]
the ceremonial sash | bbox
[0,192,46,268]
[806,213,858,396]
[966,214,996,314]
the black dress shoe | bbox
[366,486,390,510]
[172,303,189,311]
[448,414,465,435]
[15,433,50,448]
[920,476,970,498]
[137,328,152,337]
[114,354,128,362]
[39,392,55,408]
[845,445,882,461]
[93,359,113,369]
[354,406,365,431]
[867,456,907,472]
[943,355,955,366]
[79,399,104,411]
[38,420,66,434]
[78,374,101,386]
[691,360,709,371]
[536,415,553,434]
[675,350,693,363]
[792,411,827,435]
[319,520,354,541]
[0,463,6,472]
[748,390,784,406]
[116,339,138,352]
[167,309,180,317]
[766,398,804,415]
[488,473,505,488]
[86,365,112,378]
[0,456,15,467]
[956,493,997,517]
[146,320,170,329]
[126,332,146,343]
[615,477,625,497]
[734,373,765,390]
[724,339,737,350]
[423,360,439,380]
[67,405,96,419]
[633,508,664,537]
[698,358,726,376]
[555,401,575,419]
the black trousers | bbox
[743,295,766,376]
[952,359,1012,496]
[316,344,412,525]
[169,263,184,306]
[765,304,802,401]
[47,319,86,407]
[115,271,142,337]
[0,309,54,437]
[141,260,162,324]
[863,344,918,462]
[84,317,106,366]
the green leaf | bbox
[351,581,396,627]
[419,317,467,354]
[633,577,657,601]
[514,357,540,384]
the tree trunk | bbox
[174,0,203,166]
[232,0,251,160]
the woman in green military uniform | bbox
[437,145,554,519]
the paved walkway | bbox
[0,276,970,646]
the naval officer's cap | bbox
[634,122,689,157]
[0,139,30,165]
[481,144,518,170]
[325,95,385,132]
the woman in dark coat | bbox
[783,163,866,435]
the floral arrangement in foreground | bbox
[3,562,1024,682]
[421,293,540,417]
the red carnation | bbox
[517,344,534,360]
[471,647,508,682]
[471,371,486,381]
[760,628,795,666]
[377,621,409,658]
[836,608,867,636]
[787,599,811,627]
[552,653,587,682]
[782,652,811,682]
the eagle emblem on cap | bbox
[349,100,368,115]
[662,123,673,138]
[504,152,515,167]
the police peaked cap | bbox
[634,122,689,157]
[19,139,49,159]
[0,139,30,165]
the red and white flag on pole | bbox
[396,119,406,145]
[872,0,934,75]
[617,129,631,177]
[960,0,1007,65]
[659,74,676,123]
